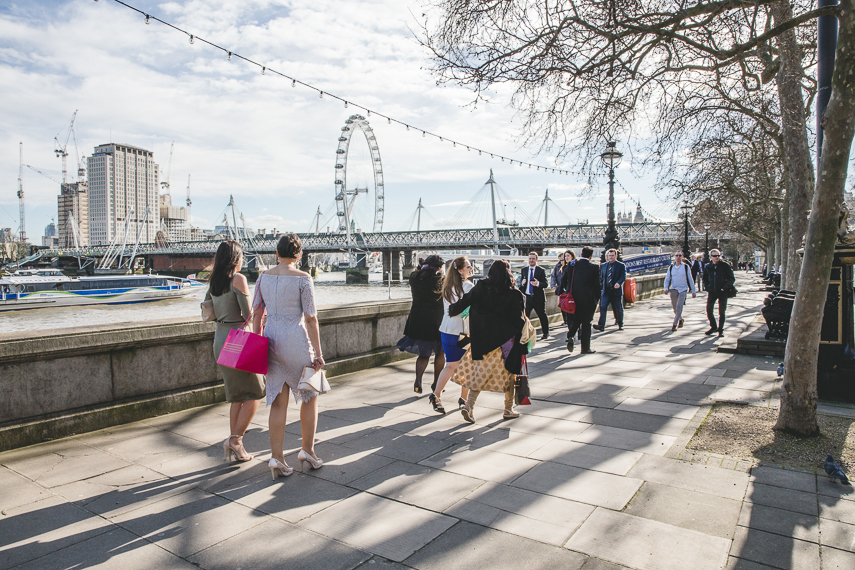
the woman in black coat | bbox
[397,255,446,393]
[448,260,527,422]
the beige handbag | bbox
[201,299,216,322]
[297,366,331,394]
[520,316,537,349]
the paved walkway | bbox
[2,273,853,570]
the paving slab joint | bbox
[665,404,713,459]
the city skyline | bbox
[1,0,671,244]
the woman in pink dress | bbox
[252,233,325,479]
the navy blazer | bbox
[600,260,627,294]
[518,265,548,305]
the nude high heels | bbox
[223,436,253,463]
[269,458,294,480]
[298,450,323,471]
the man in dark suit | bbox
[702,248,736,336]
[519,251,549,340]
[593,248,626,331]
[559,246,600,353]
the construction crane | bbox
[25,164,63,186]
[161,141,174,194]
[17,142,25,242]
[54,110,79,184]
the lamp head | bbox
[600,141,623,168]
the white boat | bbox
[0,270,206,311]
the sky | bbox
[0,0,675,242]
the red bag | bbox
[515,355,531,406]
[216,275,269,374]
[559,268,576,314]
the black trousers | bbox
[706,293,728,330]
[567,314,592,351]
[525,294,549,337]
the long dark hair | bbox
[484,259,514,292]
[209,240,242,296]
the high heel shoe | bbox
[223,436,253,463]
[269,458,294,480]
[429,393,445,414]
[413,378,422,394]
[298,449,323,471]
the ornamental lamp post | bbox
[703,223,711,264]
[600,141,622,260]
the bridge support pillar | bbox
[402,250,415,279]
[382,251,392,281]
[300,251,310,271]
[391,250,401,281]
[346,251,369,284]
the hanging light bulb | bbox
[189,35,194,44]
[387,118,391,124]
[501,157,504,162]
[227,51,232,61]
[319,91,323,98]
[467,146,470,151]
[262,66,266,75]
[145,14,150,24]
[439,137,443,142]
[406,125,409,131]
[344,101,348,108]
[291,79,296,87]
[422,131,425,137]
[367,110,371,116]
[453,142,456,147]
[478,150,481,155]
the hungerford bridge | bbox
[41,221,719,276]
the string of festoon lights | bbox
[615,178,671,223]
[96,0,605,178]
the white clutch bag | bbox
[201,299,216,322]
[297,366,331,394]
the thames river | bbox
[1,272,412,333]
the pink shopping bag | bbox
[217,328,269,374]
[216,273,269,374]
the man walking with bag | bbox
[664,251,696,332]
[559,246,600,353]
[703,248,736,337]
[593,248,626,332]
[519,251,549,340]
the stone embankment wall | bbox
[0,273,665,451]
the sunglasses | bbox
[711,254,720,257]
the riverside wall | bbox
[0,273,665,450]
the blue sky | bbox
[0,0,675,241]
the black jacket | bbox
[518,265,548,306]
[559,258,601,321]
[403,271,443,341]
[702,261,735,295]
[449,280,526,361]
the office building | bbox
[87,144,159,245]
[44,223,56,237]
[57,167,89,247]
[159,193,189,242]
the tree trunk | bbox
[772,1,816,290]
[776,0,855,436]
[781,194,790,287]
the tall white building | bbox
[87,144,159,245]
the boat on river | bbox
[0,270,205,311]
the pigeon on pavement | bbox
[824,454,851,485]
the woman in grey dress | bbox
[206,240,266,463]
[252,233,325,479]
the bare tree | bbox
[422,0,855,435]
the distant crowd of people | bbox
[205,237,740,475]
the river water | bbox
[1,272,412,333]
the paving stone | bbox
[220,470,355,522]
[523,401,597,422]
[580,374,652,388]
[442,498,500,526]
[512,461,643,510]
[737,502,819,543]
[495,413,591,441]
[565,508,730,570]
[572,425,677,456]
[0,495,113,569]
[354,556,411,570]
[189,517,370,570]
[746,482,818,516]
[291,440,397,485]
[749,465,816,493]
[527,439,642,475]
[818,493,855,525]
[627,455,749,501]
[342,428,456,464]
[580,558,634,570]
[663,364,727,377]
[2,441,132,488]
[465,481,594,531]
[462,429,553,458]
[729,526,820,569]
[624,481,742,538]
[91,429,209,471]
[724,557,778,570]
[816,477,855,501]
[14,526,197,570]
[545,385,628,409]
[299,492,456,562]
[350,460,484,512]
[614,398,700,419]
[821,545,855,569]
[489,510,578,546]
[578,408,691,436]
[709,387,770,406]
[419,445,540,484]
[819,518,855,552]
[404,520,588,570]
[110,488,264,557]
[0,465,51,512]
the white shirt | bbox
[664,262,697,294]
[527,266,536,295]
[439,281,474,335]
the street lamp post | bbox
[600,141,622,259]
[681,201,691,259]
[703,224,711,264]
